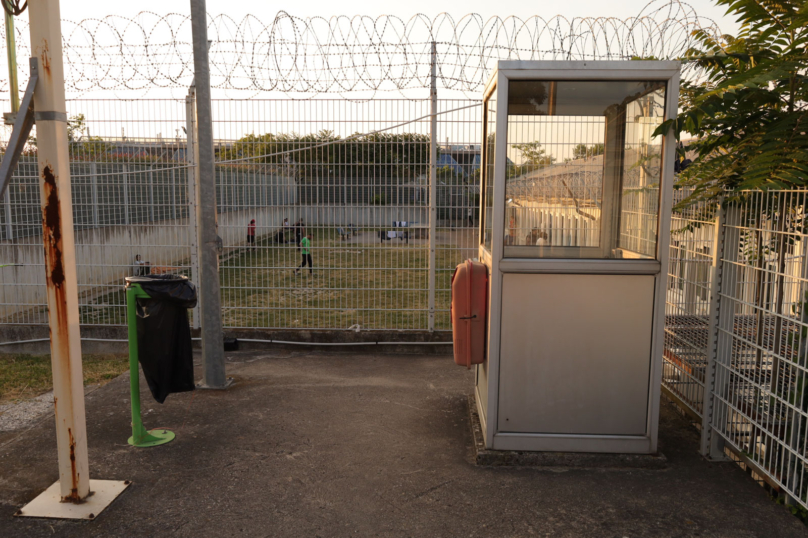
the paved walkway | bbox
[1,350,806,537]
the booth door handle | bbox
[459,315,476,320]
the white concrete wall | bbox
[1,202,440,323]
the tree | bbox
[656,0,808,207]
[26,113,111,159]
[220,130,432,181]
[513,141,554,167]
[572,143,605,159]
[511,142,555,178]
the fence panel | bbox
[663,192,719,418]
[0,99,194,326]
[210,98,481,331]
[709,191,808,508]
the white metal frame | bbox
[477,60,681,453]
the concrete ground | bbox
[0,350,806,538]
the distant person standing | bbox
[294,233,313,276]
[283,217,290,242]
[247,219,256,249]
[467,207,474,227]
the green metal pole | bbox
[125,283,175,447]
[4,2,19,114]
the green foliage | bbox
[510,141,555,178]
[513,141,555,168]
[656,0,808,207]
[219,129,432,181]
[26,113,113,160]
[370,194,388,205]
[572,143,605,159]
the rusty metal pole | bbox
[27,0,90,502]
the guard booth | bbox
[475,61,680,454]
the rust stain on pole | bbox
[42,163,70,370]
[40,39,51,78]
[62,427,82,504]
[42,164,65,287]
[42,163,84,503]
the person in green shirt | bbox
[294,233,313,276]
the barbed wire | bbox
[0,0,720,97]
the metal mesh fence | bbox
[0,97,481,331]
[662,189,808,509]
[210,98,481,330]
[663,189,718,418]
[4,96,808,509]
[712,191,808,508]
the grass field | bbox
[219,227,474,330]
[70,226,477,330]
[0,354,129,402]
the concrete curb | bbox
[0,325,453,355]
[468,395,668,469]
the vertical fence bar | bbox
[148,166,155,222]
[700,203,727,457]
[122,163,130,225]
[428,41,437,332]
[710,202,741,460]
[170,167,176,220]
[3,187,12,240]
[186,90,201,329]
[90,162,99,227]
[28,3,91,500]
[190,0,227,387]
[4,1,19,116]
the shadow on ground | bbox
[1,350,806,538]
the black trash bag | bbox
[126,275,198,404]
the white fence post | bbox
[700,203,728,457]
[148,166,155,222]
[90,162,99,227]
[122,163,130,225]
[428,40,437,332]
[3,187,12,240]
[186,90,201,330]
[27,1,92,502]
[705,202,741,460]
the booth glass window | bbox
[482,88,497,252]
[503,80,667,259]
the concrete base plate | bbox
[15,479,130,520]
[468,395,667,469]
[196,377,235,390]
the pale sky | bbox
[1,0,741,141]
[47,0,739,32]
[6,0,742,100]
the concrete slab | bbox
[0,349,806,537]
[15,480,130,520]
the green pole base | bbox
[128,429,176,448]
